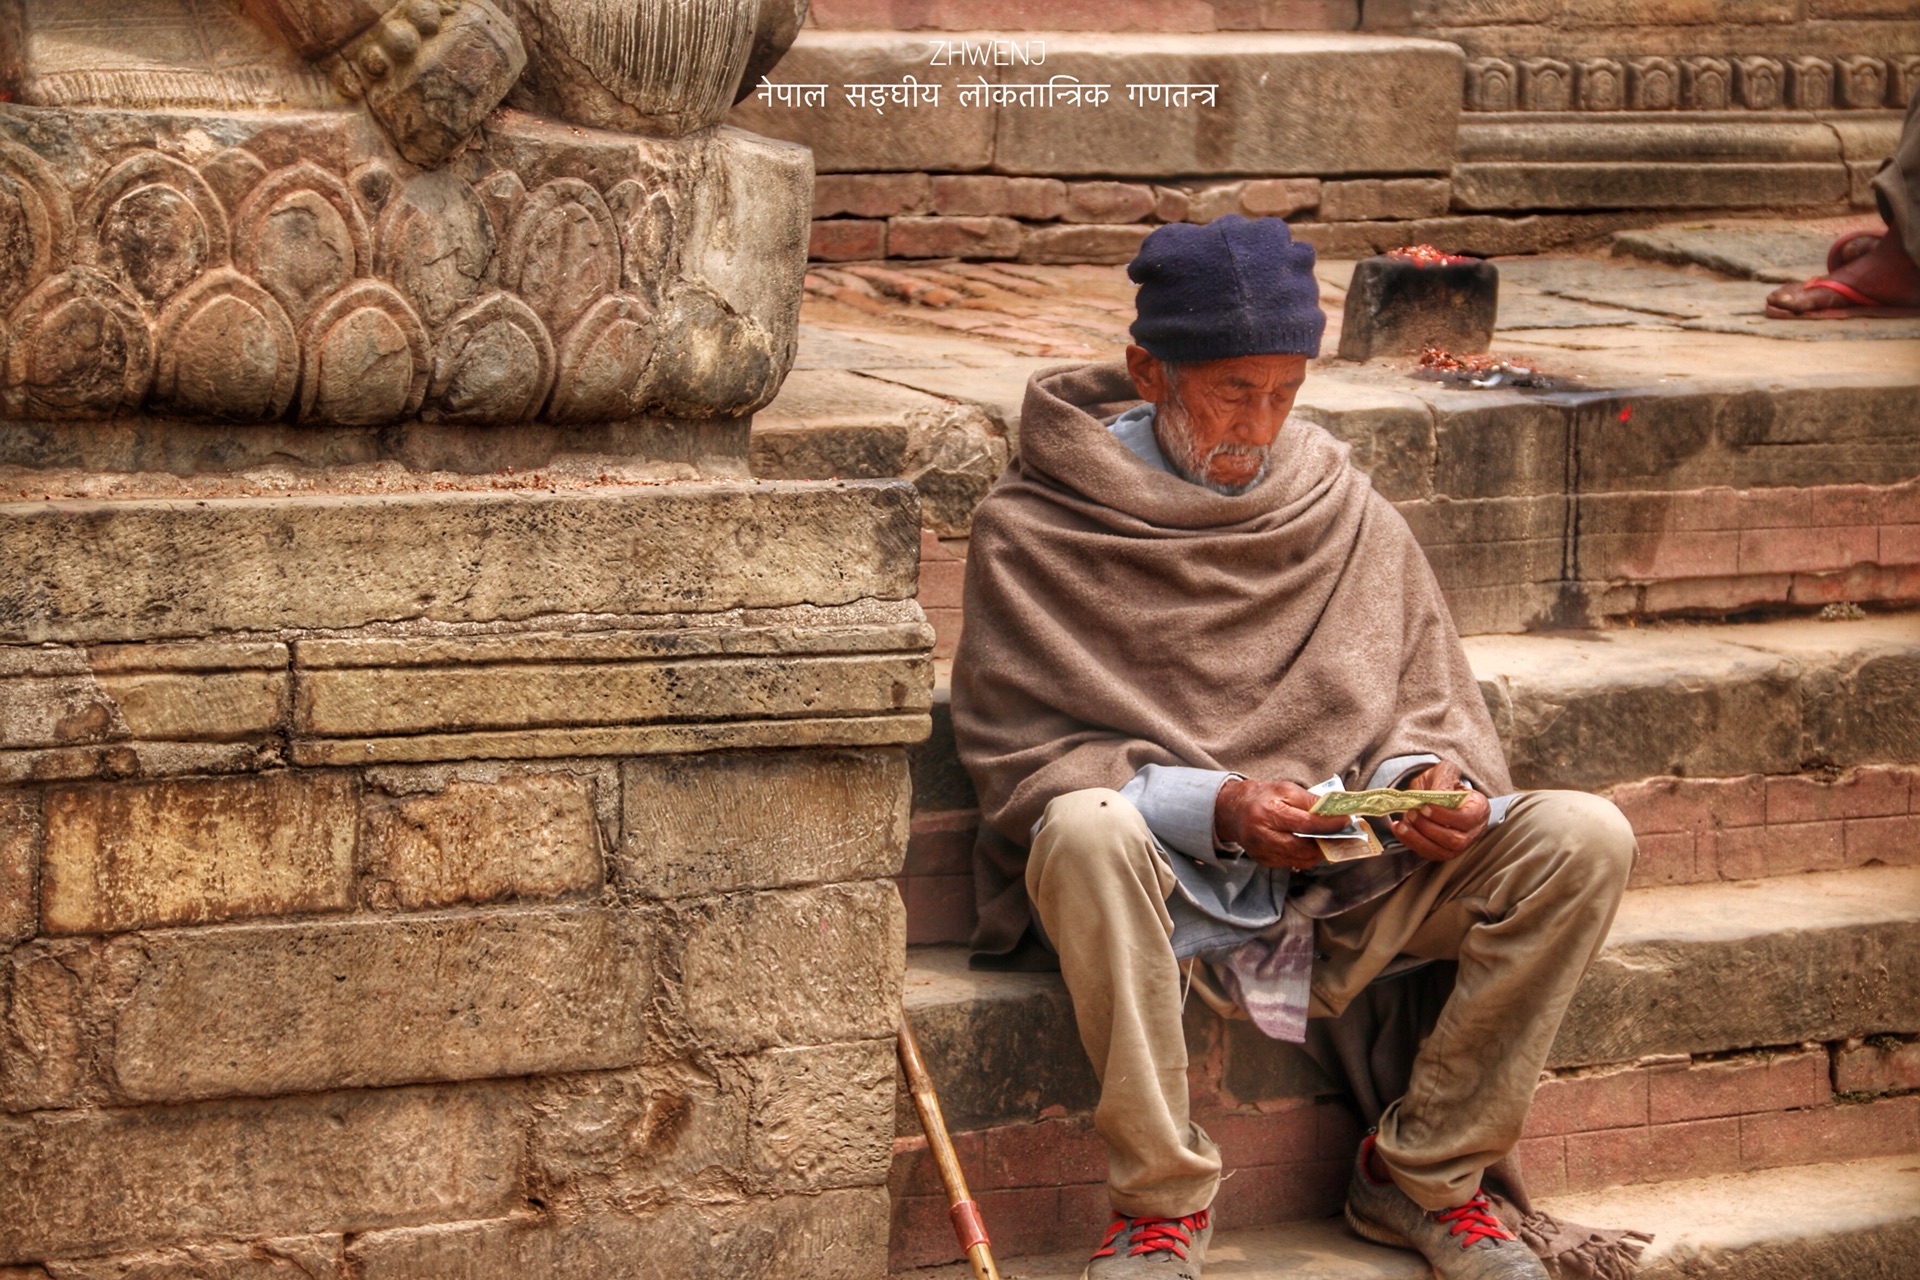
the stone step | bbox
[886,868,1920,1266]
[893,1156,1920,1280]
[772,261,1920,636]
[899,866,1920,1135]
[806,0,1360,33]
[900,614,1920,943]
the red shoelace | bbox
[1092,1208,1211,1260]
[1432,1192,1517,1249]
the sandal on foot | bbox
[1765,275,1920,320]
[1827,228,1884,274]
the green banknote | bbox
[1309,788,1471,818]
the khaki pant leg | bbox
[1028,788,1223,1218]
[1312,791,1636,1210]
[1873,82,1920,264]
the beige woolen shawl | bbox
[952,361,1511,958]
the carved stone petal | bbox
[152,269,300,422]
[78,153,230,305]
[3,268,154,419]
[0,141,74,315]
[378,171,498,331]
[427,292,555,424]
[549,293,654,424]
[236,164,372,327]
[506,179,619,337]
[298,281,428,425]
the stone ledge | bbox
[1468,615,1920,791]
[892,1155,1920,1280]
[0,481,922,645]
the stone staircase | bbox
[746,234,1920,1276]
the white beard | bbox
[1154,384,1271,496]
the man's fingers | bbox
[1391,819,1457,862]
[1418,793,1489,830]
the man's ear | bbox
[1125,345,1167,404]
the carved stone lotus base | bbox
[0,103,810,435]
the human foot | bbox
[1345,1136,1547,1279]
[1767,227,1920,318]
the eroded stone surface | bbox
[747,1040,896,1193]
[620,749,908,898]
[104,908,650,1102]
[0,483,921,644]
[0,1084,522,1264]
[0,791,41,948]
[679,882,905,1054]
[359,771,603,910]
[41,774,357,935]
[347,1187,891,1280]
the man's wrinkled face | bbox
[1123,346,1309,495]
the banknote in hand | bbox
[1309,788,1471,818]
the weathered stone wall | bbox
[0,482,929,1277]
[0,2,934,1273]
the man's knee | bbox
[1515,790,1637,898]
[1028,788,1159,895]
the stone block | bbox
[39,1235,344,1279]
[813,173,932,218]
[1337,254,1497,361]
[726,33,997,173]
[1454,163,1849,213]
[887,216,1024,259]
[1186,178,1320,223]
[620,749,908,898]
[0,1084,521,1263]
[105,908,649,1103]
[810,219,887,261]
[679,882,904,1054]
[1467,628,1811,792]
[296,653,929,740]
[991,35,1463,179]
[527,1065,751,1211]
[0,484,923,645]
[0,791,39,948]
[91,671,289,742]
[359,772,602,911]
[748,1040,896,1192]
[1061,182,1155,224]
[898,948,1097,1134]
[0,676,127,751]
[0,942,91,1111]
[1018,224,1154,265]
[1318,178,1450,222]
[930,175,1066,219]
[41,773,357,935]
[349,1188,890,1280]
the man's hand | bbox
[1215,778,1351,871]
[1388,761,1490,862]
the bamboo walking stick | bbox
[899,1013,1003,1280]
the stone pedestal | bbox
[0,3,925,1276]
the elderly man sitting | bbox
[950,217,1637,1280]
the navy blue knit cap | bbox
[1127,215,1325,361]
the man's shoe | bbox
[1081,1207,1212,1280]
[1343,1136,1547,1279]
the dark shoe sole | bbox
[1344,1202,1415,1252]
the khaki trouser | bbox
[1026,787,1635,1217]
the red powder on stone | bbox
[1389,244,1474,267]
